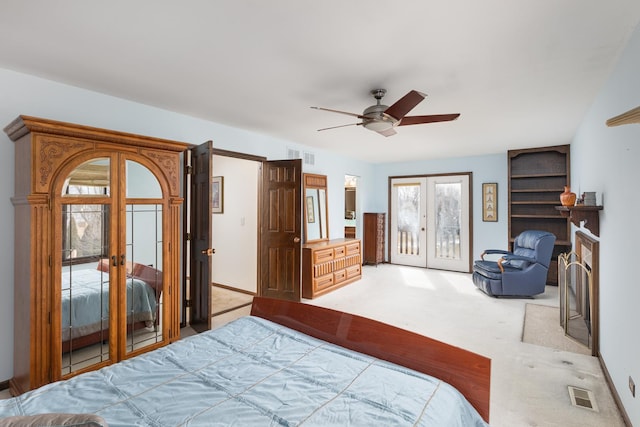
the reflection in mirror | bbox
[62,158,109,196]
[125,204,163,354]
[125,159,163,353]
[61,203,111,376]
[344,174,358,238]
[303,173,329,243]
[126,160,162,198]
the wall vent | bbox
[303,151,315,166]
[287,148,301,160]
[568,386,598,412]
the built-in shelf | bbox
[509,145,571,285]
[555,205,603,237]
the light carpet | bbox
[303,264,624,427]
[211,286,253,315]
[522,303,592,356]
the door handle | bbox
[201,248,215,256]
[293,237,301,243]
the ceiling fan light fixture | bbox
[362,118,394,132]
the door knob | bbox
[201,248,215,256]
[293,237,301,243]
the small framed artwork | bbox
[212,176,224,214]
[306,196,315,223]
[482,183,497,222]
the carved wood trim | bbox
[142,150,181,195]
[37,138,90,191]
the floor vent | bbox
[568,386,598,412]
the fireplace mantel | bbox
[555,205,603,237]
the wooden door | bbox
[188,141,213,331]
[260,159,302,301]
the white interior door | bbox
[426,175,470,272]
[390,177,427,267]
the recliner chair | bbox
[472,230,556,297]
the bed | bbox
[61,261,162,352]
[0,297,491,426]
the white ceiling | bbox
[1,1,639,163]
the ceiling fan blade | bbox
[376,127,397,137]
[317,122,363,131]
[310,106,364,119]
[398,113,461,126]
[384,90,426,120]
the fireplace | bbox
[559,231,599,356]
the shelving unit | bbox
[508,145,571,284]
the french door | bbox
[390,174,471,272]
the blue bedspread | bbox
[0,316,488,426]
[61,269,157,341]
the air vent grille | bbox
[568,386,598,412]
[303,151,315,166]
[287,148,301,160]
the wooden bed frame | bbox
[251,296,491,423]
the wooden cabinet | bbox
[4,116,189,394]
[508,145,571,284]
[363,213,385,265]
[302,239,362,299]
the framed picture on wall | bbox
[482,183,497,222]
[212,176,224,214]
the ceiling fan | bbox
[311,89,460,137]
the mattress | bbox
[0,316,488,426]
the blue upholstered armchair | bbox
[472,230,556,297]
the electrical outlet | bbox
[630,376,636,398]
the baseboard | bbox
[599,354,632,427]
[0,379,9,391]
[211,282,256,296]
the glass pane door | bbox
[60,158,112,376]
[61,204,112,374]
[123,159,164,355]
[390,178,427,267]
[125,203,163,354]
[426,175,470,272]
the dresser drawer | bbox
[314,274,334,291]
[333,269,347,283]
[345,241,360,256]
[333,245,346,258]
[346,264,361,279]
[313,248,334,264]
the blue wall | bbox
[570,23,640,424]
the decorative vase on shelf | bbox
[560,186,577,206]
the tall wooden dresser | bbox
[363,213,385,265]
[302,238,362,299]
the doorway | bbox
[184,144,302,331]
[389,173,472,272]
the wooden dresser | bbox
[302,239,362,299]
[363,213,385,265]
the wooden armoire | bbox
[4,116,190,394]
